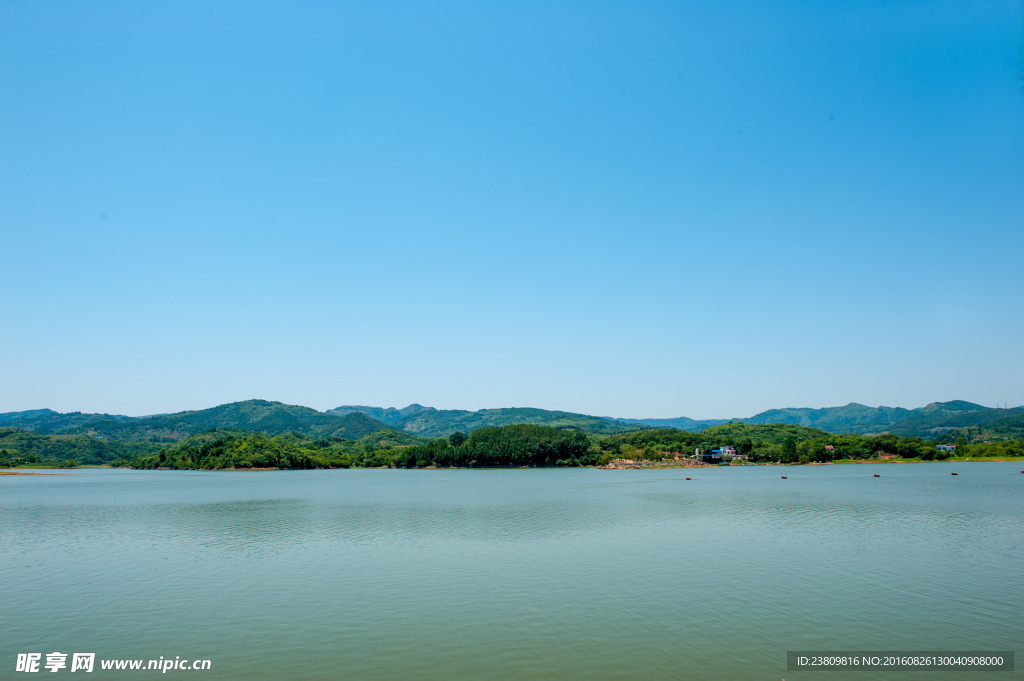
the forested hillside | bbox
[0,400,399,443]
[4,399,1023,461]
[612,416,728,431]
[0,428,160,467]
[888,405,1024,439]
[738,401,1024,439]
[0,409,133,434]
[329,400,1024,439]
[742,403,913,433]
[126,424,598,469]
[7,418,1022,470]
[328,405,649,437]
[595,422,1024,464]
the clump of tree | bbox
[388,424,595,468]
[113,423,593,470]
[124,430,354,470]
[120,424,599,470]
[951,439,1024,459]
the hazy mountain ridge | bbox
[327,404,435,427]
[612,416,730,431]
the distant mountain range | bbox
[330,400,1024,439]
[1,399,1021,443]
[611,415,730,431]
[736,400,1024,438]
[0,400,411,444]
[326,404,644,437]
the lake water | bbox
[2,463,1021,680]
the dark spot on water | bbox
[100,212,108,220]
[828,114,835,122]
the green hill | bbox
[328,404,434,427]
[596,422,961,464]
[983,413,1024,439]
[742,403,912,434]
[612,416,729,431]
[129,430,354,470]
[605,422,834,452]
[327,405,650,437]
[0,409,133,434]
[0,400,401,444]
[103,401,402,442]
[734,401,1022,440]
[6,399,1021,446]
[917,400,988,413]
[327,400,1024,438]
[888,403,1024,438]
[0,427,159,466]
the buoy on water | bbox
[686,477,691,480]
[781,475,787,479]
[951,472,958,476]
[873,474,880,477]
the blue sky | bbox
[1,0,1022,418]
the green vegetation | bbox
[5,399,1023,447]
[90,400,396,442]
[612,416,729,431]
[124,431,354,470]
[953,439,1024,459]
[4,400,1023,471]
[593,423,1024,464]
[0,400,397,443]
[742,403,913,434]
[739,401,1024,440]
[4,419,1022,471]
[0,409,133,434]
[608,401,1024,440]
[889,405,1024,440]
[119,427,420,470]
[328,405,651,437]
[329,400,1024,440]
[119,424,595,470]
[393,425,595,468]
[0,400,642,446]
[0,428,160,467]
[327,403,435,426]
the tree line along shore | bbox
[3,421,1022,471]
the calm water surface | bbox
[2,463,1021,680]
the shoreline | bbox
[5,458,1023,473]
[596,457,1024,470]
